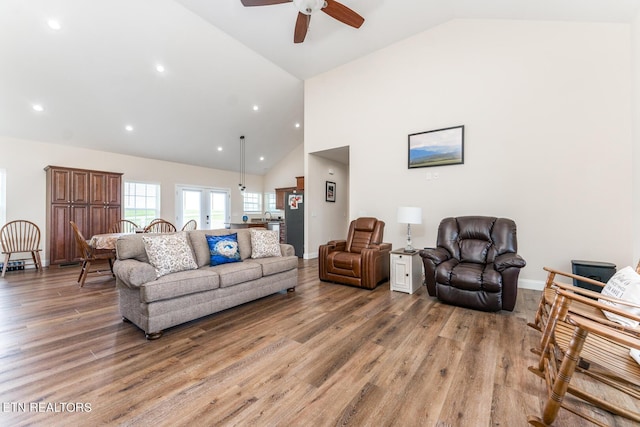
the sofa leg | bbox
[145,331,163,340]
[122,317,132,323]
[287,287,295,292]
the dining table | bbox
[89,232,131,251]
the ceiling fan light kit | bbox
[240,0,364,43]
[293,0,325,15]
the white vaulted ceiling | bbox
[1,0,637,175]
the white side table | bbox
[390,249,423,294]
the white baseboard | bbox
[518,278,544,291]
[304,252,318,260]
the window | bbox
[242,192,262,213]
[264,192,278,213]
[124,181,161,228]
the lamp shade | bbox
[397,207,422,225]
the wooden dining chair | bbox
[0,220,43,277]
[144,219,177,233]
[70,221,114,287]
[528,283,640,426]
[108,219,139,234]
[181,219,197,231]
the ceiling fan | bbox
[240,0,365,43]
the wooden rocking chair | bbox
[528,281,640,426]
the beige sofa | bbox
[113,229,298,339]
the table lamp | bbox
[397,207,422,252]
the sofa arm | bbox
[113,259,157,288]
[279,243,295,257]
[494,253,526,272]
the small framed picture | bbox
[325,181,336,202]
[408,125,464,169]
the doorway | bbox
[176,186,230,230]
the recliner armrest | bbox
[367,242,392,252]
[494,253,526,272]
[419,247,451,265]
[324,240,346,251]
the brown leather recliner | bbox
[319,217,392,290]
[420,216,526,312]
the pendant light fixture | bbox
[238,135,246,192]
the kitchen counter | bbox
[228,222,268,229]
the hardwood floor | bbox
[0,260,635,426]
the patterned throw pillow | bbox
[206,234,242,266]
[142,232,198,278]
[250,229,281,259]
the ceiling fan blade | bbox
[294,12,310,43]
[240,0,291,6]
[321,0,364,28]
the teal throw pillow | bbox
[206,234,242,266]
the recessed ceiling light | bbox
[252,105,259,111]
[125,125,134,132]
[259,156,264,161]
[47,19,61,30]
[295,123,300,128]
[32,104,44,112]
[217,147,223,152]
[156,64,165,73]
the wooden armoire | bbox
[45,166,123,265]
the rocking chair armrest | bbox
[543,266,607,290]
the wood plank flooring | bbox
[0,260,636,426]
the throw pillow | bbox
[142,232,198,278]
[206,233,241,266]
[598,266,640,328]
[250,229,281,259]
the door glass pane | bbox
[182,190,201,227]
[210,191,227,229]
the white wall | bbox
[633,10,640,265]
[305,19,634,284]
[263,143,304,192]
[0,136,263,264]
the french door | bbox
[176,186,229,230]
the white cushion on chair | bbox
[599,266,640,328]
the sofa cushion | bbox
[236,229,253,260]
[206,233,241,266]
[246,256,298,277]
[188,229,229,268]
[250,229,281,259]
[140,269,221,303]
[213,261,262,288]
[116,233,150,263]
[142,232,198,278]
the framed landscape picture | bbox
[408,125,464,169]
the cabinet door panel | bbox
[70,206,89,261]
[90,172,107,204]
[106,174,121,205]
[71,170,90,203]
[49,205,70,265]
[50,169,70,203]
[89,204,108,237]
